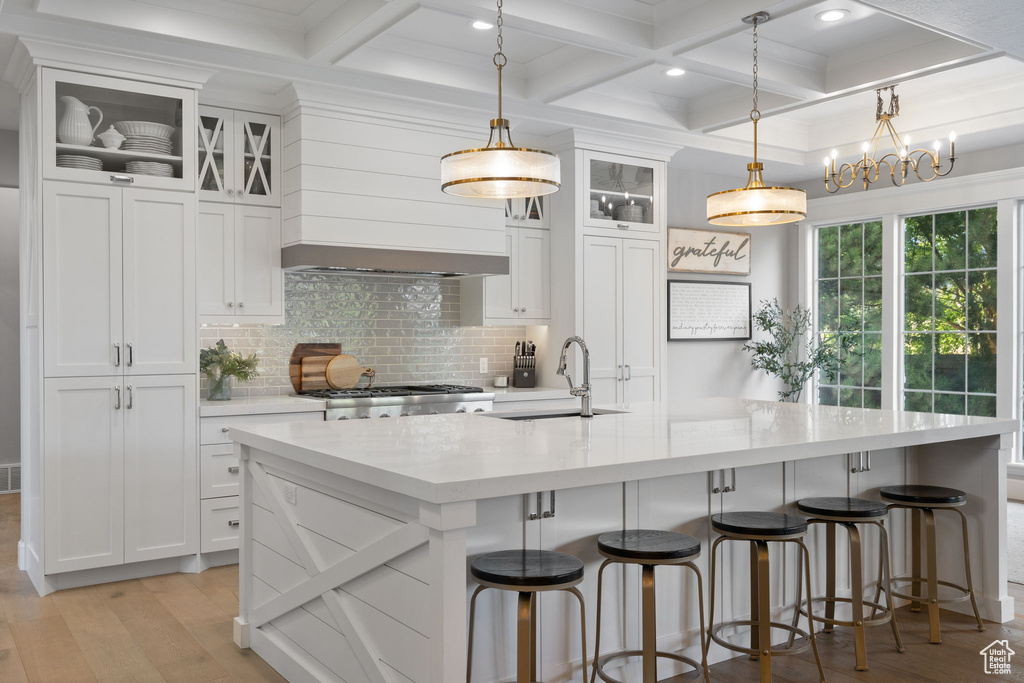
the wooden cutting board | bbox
[289,343,342,392]
[326,354,375,389]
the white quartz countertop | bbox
[491,386,574,402]
[199,395,326,417]
[230,397,1016,505]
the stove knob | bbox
[379,413,391,418]
[456,408,467,413]
[400,412,410,417]
[359,415,371,419]
[474,408,486,413]
[337,416,349,421]
[429,410,439,415]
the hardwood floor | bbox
[0,491,1021,682]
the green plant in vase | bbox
[199,340,260,401]
[743,298,848,403]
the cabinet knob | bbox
[238,302,244,309]
[474,408,485,413]
[513,307,520,313]
[456,408,467,413]
[520,307,526,313]
[227,189,233,196]
[227,302,234,308]
[221,427,230,433]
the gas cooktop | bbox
[297,384,485,399]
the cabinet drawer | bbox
[201,496,240,553]
[200,411,323,445]
[201,444,239,499]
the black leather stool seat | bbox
[470,549,584,588]
[597,529,701,561]
[880,484,966,505]
[798,496,889,518]
[712,511,807,537]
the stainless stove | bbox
[297,384,494,420]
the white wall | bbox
[665,166,796,401]
[0,187,18,464]
[0,130,17,189]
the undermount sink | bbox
[488,409,627,421]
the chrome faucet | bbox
[556,336,592,417]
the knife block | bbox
[512,368,536,388]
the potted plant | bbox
[199,339,260,400]
[743,298,846,402]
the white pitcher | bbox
[57,96,103,146]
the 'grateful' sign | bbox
[668,227,751,275]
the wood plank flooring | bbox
[0,491,1021,681]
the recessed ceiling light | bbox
[471,20,493,30]
[665,68,686,77]
[816,9,850,22]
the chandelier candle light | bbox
[824,85,956,192]
[706,11,806,227]
[440,0,560,199]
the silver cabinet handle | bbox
[126,386,133,409]
[624,364,632,381]
[722,467,736,493]
[616,223,629,229]
[228,520,240,527]
[126,343,133,367]
[114,386,121,410]
[221,427,230,433]
[228,466,239,474]
[227,302,234,308]
[542,490,556,518]
[110,174,134,184]
[617,364,622,382]
[114,343,121,367]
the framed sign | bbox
[668,227,751,275]
[668,280,751,341]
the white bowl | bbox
[113,121,175,139]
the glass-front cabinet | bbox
[198,106,280,206]
[583,150,662,234]
[43,69,196,190]
[505,195,548,228]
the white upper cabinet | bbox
[461,226,550,326]
[43,69,195,191]
[43,181,196,378]
[583,150,663,234]
[198,106,281,206]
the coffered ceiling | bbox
[1,0,1022,183]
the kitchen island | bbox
[229,398,1016,683]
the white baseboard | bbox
[17,540,25,571]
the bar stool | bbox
[466,549,587,683]
[796,497,904,671]
[707,512,827,683]
[878,484,985,644]
[590,530,710,683]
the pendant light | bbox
[440,0,560,199]
[706,12,805,226]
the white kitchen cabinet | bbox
[197,202,283,322]
[582,150,663,235]
[461,226,550,325]
[583,235,661,405]
[43,181,196,378]
[43,374,197,573]
[505,195,548,229]
[198,106,281,206]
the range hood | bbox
[282,245,509,278]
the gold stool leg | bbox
[530,593,537,681]
[591,559,612,683]
[787,534,803,649]
[516,591,533,683]
[797,539,828,683]
[953,507,986,632]
[874,520,905,652]
[750,542,761,660]
[642,565,657,683]
[754,540,772,683]
[824,522,836,633]
[684,561,712,682]
[846,523,868,671]
[467,585,487,683]
[565,586,588,683]
[870,519,884,620]
[922,509,941,644]
[911,508,923,612]
[706,537,725,669]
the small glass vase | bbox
[206,373,233,401]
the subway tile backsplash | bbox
[199,272,528,397]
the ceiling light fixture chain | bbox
[825,83,955,193]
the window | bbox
[903,207,997,416]
[816,221,883,408]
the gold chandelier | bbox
[707,11,805,227]
[824,85,956,192]
[440,0,559,199]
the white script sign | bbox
[668,227,751,275]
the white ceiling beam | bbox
[314,0,420,65]
[678,40,826,97]
[687,89,802,131]
[826,35,985,92]
[524,48,630,102]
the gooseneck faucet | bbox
[556,336,592,417]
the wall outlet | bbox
[479,357,488,373]
[281,481,297,506]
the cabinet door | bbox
[583,236,623,405]
[484,228,517,319]
[236,112,280,206]
[122,190,196,375]
[43,377,124,573]
[123,374,198,563]
[516,228,550,320]
[235,205,283,316]
[43,182,122,378]
[583,151,662,234]
[198,106,234,201]
[197,203,234,316]
[621,239,660,403]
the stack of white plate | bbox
[56,155,102,170]
[120,135,174,155]
[125,161,174,177]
